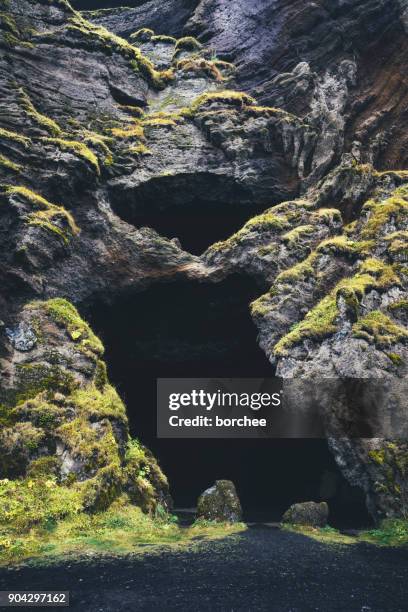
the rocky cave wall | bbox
[0,0,407,522]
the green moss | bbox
[176,58,224,82]
[0,10,34,48]
[31,298,104,359]
[13,364,77,405]
[190,90,257,114]
[118,104,144,118]
[129,28,154,42]
[217,213,289,251]
[1,185,79,243]
[352,311,408,348]
[250,295,272,317]
[276,251,318,283]
[142,117,176,127]
[19,90,61,136]
[274,260,400,356]
[386,352,404,366]
[313,208,343,224]
[388,299,408,314]
[126,143,152,156]
[210,210,289,252]
[57,418,119,473]
[282,225,315,244]
[385,231,408,259]
[26,456,61,479]
[243,105,297,122]
[361,519,408,547]
[151,34,176,44]
[109,123,145,140]
[67,16,173,89]
[0,493,245,566]
[80,464,123,512]
[41,138,100,174]
[316,235,374,256]
[0,127,31,148]
[174,36,202,52]
[69,384,126,422]
[94,360,108,391]
[0,477,82,534]
[81,131,113,165]
[362,194,408,240]
[0,155,21,172]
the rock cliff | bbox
[0,0,407,522]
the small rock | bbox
[196,480,242,523]
[282,501,329,527]
[6,323,37,352]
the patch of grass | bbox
[282,524,355,545]
[0,495,246,566]
[284,521,408,547]
[360,519,408,546]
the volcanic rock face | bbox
[0,0,407,521]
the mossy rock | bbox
[282,501,329,527]
[196,480,242,523]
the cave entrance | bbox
[84,275,372,529]
[109,174,273,255]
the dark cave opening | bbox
[85,275,373,529]
[125,201,266,256]
[109,175,274,256]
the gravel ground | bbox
[0,526,407,611]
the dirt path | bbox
[0,526,407,611]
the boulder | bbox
[282,501,329,527]
[196,480,242,523]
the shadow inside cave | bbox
[84,275,373,529]
[109,173,277,255]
